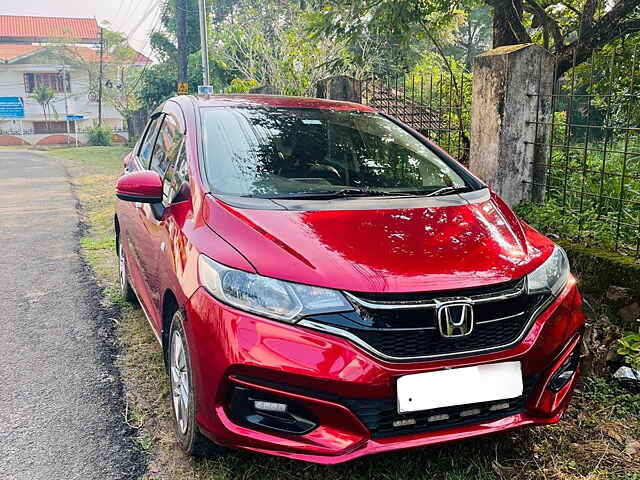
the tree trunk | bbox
[490,0,531,47]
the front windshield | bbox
[200,107,468,197]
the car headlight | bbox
[527,246,570,296]
[198,255,353,322]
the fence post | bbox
[470,44,554,205]
[316,76,362,102]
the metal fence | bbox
[526,42,640,259]
[358,71,471,164]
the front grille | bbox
[344,376,537,438]
[332,281,548,360]
[350,316,529,357]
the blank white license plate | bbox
[397,361,523,413]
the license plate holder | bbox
[397,361,523,414]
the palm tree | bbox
[31,85,56,130]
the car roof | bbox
[178,94,378,113]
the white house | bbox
[0,15,149,146]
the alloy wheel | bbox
[170,330,190,435]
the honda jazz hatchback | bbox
[115,94,584,464]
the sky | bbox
[0,0,163,57]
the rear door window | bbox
[138,115,163,167]
[149,114,185,205]
[164,142,189,204]
[150,115,183,177]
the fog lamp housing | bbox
[549,348,581,393]
[228,385,318,435]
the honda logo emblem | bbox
[436,301,474,338]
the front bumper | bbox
[183,277,584,464]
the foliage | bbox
[30,85,56,125]
[311,0,640,78]
[138,62,179,111]
[443,4,492,69]
[580,375,640,418]
[87,125,113,146]
[571,35,640,135]
[308,0,468,76]
[138,51,229,111]
[45,28,145,127]
[139,0,236,109]
[224,78,259,93]
[403,52,473,160]
[210,0,351,95]
[514,133,640,256]
[150,0,200,64]
[516,199,623,247]
[126,135,139,148]
[618,333,640,370]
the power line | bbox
[124,1,153,36]
[124,1,169,97]
[126,0,164,44]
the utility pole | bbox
[197,0,210,87]
[98,27,104,126]
[177,0,188,87]
[60,62,70,144]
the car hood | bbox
[203,190,554,293]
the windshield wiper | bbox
[424,186,472,197]
[255,188,417,200]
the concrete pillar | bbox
[470,44,554,205]
[316,76,361,102]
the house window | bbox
[23,72,71,94]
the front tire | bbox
[168,310,217,456]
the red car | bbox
[115,94,584,464]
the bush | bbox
[618,333,640,370]
[126,135,139,148]
[87,125,113,146]
[514,136,640,256]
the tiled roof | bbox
[0,44,40,62]
[0,15,99,42]
[362,82,447,132]
[0,44,151,65]
[68,46,150,64]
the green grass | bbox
[51,146,640,480]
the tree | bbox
[210,0,352,95]
[309,0,466,76]
[47,28,146,137]
[97,29,145,137]
[445,5,492,69]
[150,0,203,63]
[487,0,640,77]
[139,0,236,109]
[311,0,640,78]
[31,85,55,128]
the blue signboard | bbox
[198,85,214,94]
[66,115,84,121]
[0,97,25,119]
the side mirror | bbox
[116,171,163,204]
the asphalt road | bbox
[0,151,143,479]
